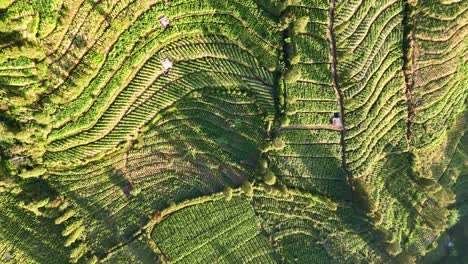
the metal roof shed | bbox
[331,112,343,129]
[159,15,170,28]
[161,58,173,70]
[161,58,173,76]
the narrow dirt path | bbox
[278,125,342,132]
[328,0,353,194]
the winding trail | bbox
[328,0,353,192]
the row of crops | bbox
[355,153,453,256]
[152,197,277,263]
[0,57,43,88]
[38,0,279,260]
[421,120,468,263]
[251,188,386,263]
[268,0,351,200]
[335,0,409,175]
[99,237,158,264]
[0,193,69,263]
[150,187,386,263]
[46,92,270,258]
[268,129,350,199]
[407,9,468,257]
[270,0,465,260]
[410,0,467,148]
[450,133,468,199]
[285,2,338,128]
[0,0,466,262]
[43,0,279,166]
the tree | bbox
[223,187,233,201]
[263,170,276,186]
[278,13,294,31]
[284,68,301,83]
[151,211,163,223]
[242,181,253,197]
[416,177,441,193]
[394,253,416,264]
[422,205,449,232]
[277,185,290,198]
[85,255,98,264]
[258,158,268,170]
[18,166,46,178]
[130,188,141,197]
[293,17,309,33]
[278,115,290,127]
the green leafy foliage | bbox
[0,0,466,263]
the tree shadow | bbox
[106,168,129,189]
[269,129,352,200]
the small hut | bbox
[5,253,12,261]
[161,58,173,76]
[331,112,343,129]
[158,15,170,28]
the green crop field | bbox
[0,0,466,263]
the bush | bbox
[55,209,76,225]
[70,242,88,262]
[0,0,12,9]
[272,137,286,150]
[290,53,300,65]
[284,68,301,83]
[85,255,98,264]
[285,103,299,115]
[278,115,290,127]
[385,242,402,256]
[168,201,176,210]
[62,220,83,236]
[64,226,85,247]
[18,167,46,178]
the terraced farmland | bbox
[0,0,466,263]
[152,197,277,263]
